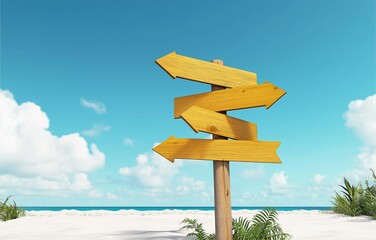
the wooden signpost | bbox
[153,52,286,239]
[180,106,258,140]
[174,82,286,118]
[155,51,257,88]
[153,136,281,163]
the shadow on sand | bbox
[107,230,188,240]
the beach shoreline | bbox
[1,210,375,240]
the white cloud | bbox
[268,171,289,194]
[357,148,376,172]
[123,138,135,147]
[344,95,376,180]
[80,98,106,114]
[81,124,111,137]
[0,89,105,195]
[119,149,183,188]
[240,166,264,180]
[117,143,212,203]
[137,154,148,164]
[106,192,119,200]
[72,173,92,191]
[0,173,92,195]
[345,148,376,182]
[314,174,326,184]
[176,177,206,195]
[118,167,131,175]
[345,95,376,146]
[301,184,336,203]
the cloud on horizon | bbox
[0,89,105,196]
[344,94,376,181]
[313,174,326,184]
[268,171,290,194]
[118,146,211,203]
[119,149,183,188]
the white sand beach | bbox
[0,210,375,240]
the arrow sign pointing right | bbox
[174,82,286,118]
[152,136,281,164]
[180,106,257,140]
[155,52,257,88]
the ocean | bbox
[23,206,332,211]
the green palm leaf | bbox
[181,209,291,240]
[249,208,291,240]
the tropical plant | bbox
[246,208,291,240]
[181,218,215,240]
[332,177,361,216]
[232,217,254,239]
[365,169,376,197]
[333,169,376,219]
[360,169,376,219]
[0,195,25,221]
[359,187,376,219]
[341,178,360,203]
[181,208,291,240]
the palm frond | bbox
[333,185,361,217]
[182,209,291,240]
[339,178,360,203]
[249,208,291,240]
[370,169,376,181]
[180,218,214,240]
[233,217,253,239]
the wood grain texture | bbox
[152,136,281,163]
[155,52,257,88]
[174,82,286,118]
[180,105,258,140]
[213,159,231,240]
[210,59,232,240]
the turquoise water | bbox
[23,206,331,211]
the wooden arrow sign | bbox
[180,106,257,140]
[155,52,257,88]
[174,82,286,118]
[153,136,281,163]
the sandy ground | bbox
[0,210,375,239]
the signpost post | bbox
[211,59,232,239]
[153,52,286,239]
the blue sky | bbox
[0,0,375,206]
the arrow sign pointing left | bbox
[180,106,257,140]
[174,82,286,118]
[156,52,257,88]
[152,136,281,164]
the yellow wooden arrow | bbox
[174,82,286,118]
[180,106,257,140]
[152,136,281,163]
[155,52,257,88]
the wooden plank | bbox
[180,105,258,140]
[152,136,281,163]
[155,52,257,88]
[174,82,286,118]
